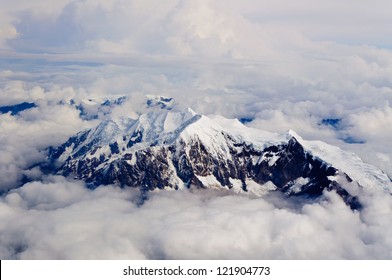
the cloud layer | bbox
[1,176,391,259]
[2,0,392,53]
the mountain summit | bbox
[47,96,392,209]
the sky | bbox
[1,0,392,259]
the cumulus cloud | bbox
[0,176,391,259]
[0,82,97,192]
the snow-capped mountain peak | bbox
[46,97,392,209]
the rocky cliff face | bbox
[46,97,392,209]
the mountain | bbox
[67,95,127,120]
[0,102,36,115]
[46,96,392,209]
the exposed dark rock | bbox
[0,102,36,115]
[48,127,361,209]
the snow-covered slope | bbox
[46,96,392,209]
[288,130,391,193]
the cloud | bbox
[0,0,70,49]
[0,82,97,191]
[346,106,392,142]
[3,0,392,55]
[0,176,391,259]
[235,0,392,47]
[339,106,392,177]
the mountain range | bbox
[45,96,392,209]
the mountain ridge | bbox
[45,96,392,209]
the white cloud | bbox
[346,106,392,141]
[219,0,392,47]
[2,0,392,54]
[0,178,391,259]
[0,83,97,191]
